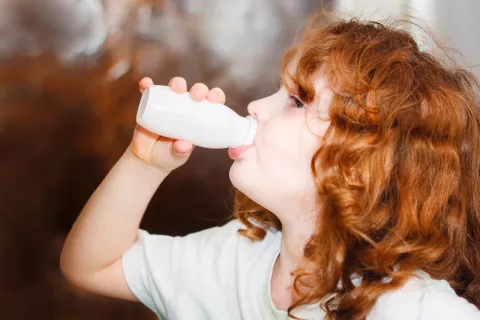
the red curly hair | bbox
[232,12,480,320]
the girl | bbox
[60,12,480,320]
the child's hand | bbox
[129,77,226,173]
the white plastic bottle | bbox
[136,85,257,149]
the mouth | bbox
[228,145,254,160]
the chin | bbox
[229,161,256,195]
[229,162,273,213]
[229,161,245,190]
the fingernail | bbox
[174,144,189,154]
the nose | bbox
[247,98,269,123]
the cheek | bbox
[264,131,318,193]
[228,117,323,210]
[260,116,320,176]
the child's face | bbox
[229,67,333,223]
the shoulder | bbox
[177,218,280,249]
[122,219,281,317]
[418,275,480,320]
[368,271,480,320]
[132,218,280,262]
[134,219,243,259]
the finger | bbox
[206,87,226,104]
[139,77,154,93]
[168,77,187,94]
[190,83,209,102]
[135,124,158,139]
[172,140,194,154]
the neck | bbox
[270,214,317,310]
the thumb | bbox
[172,140,194,156]
[168,140,195,166]
[151,140,194,172]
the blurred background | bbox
[0,0,478,319]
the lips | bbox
[228,145,254,160]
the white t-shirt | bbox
[122,219,480,320]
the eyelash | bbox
[289,95,305,109]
